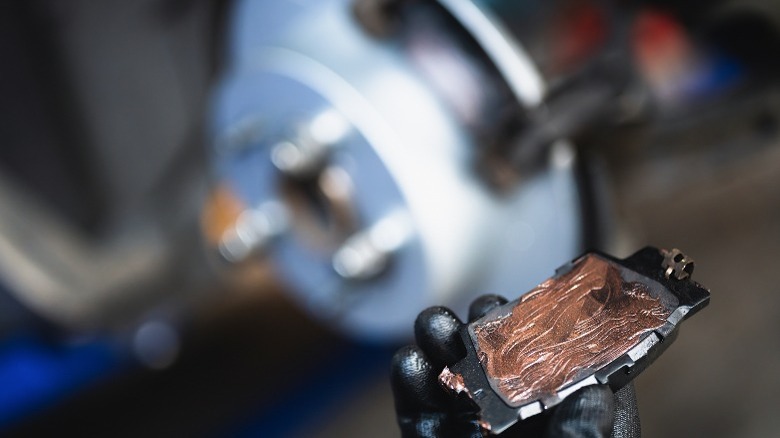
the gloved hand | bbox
[391,295,641,437]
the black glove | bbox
[391,295,641,437]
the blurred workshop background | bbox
[0,0,778,436]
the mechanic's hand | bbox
[391,295,641,437]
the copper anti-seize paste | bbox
[471,254,675,407]
[438,247,710,433]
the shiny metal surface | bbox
[435,0,546,106]
[212,0,585,339]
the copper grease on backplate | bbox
[473,255,672,407]
[440,366,469,396]
[440,368,489,434]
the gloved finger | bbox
[399,413,446,438]
[414,306,466,369]
[611,382,641,438]
[391,345,450,415]
[547,384,615,438]
[468,294,508,322]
